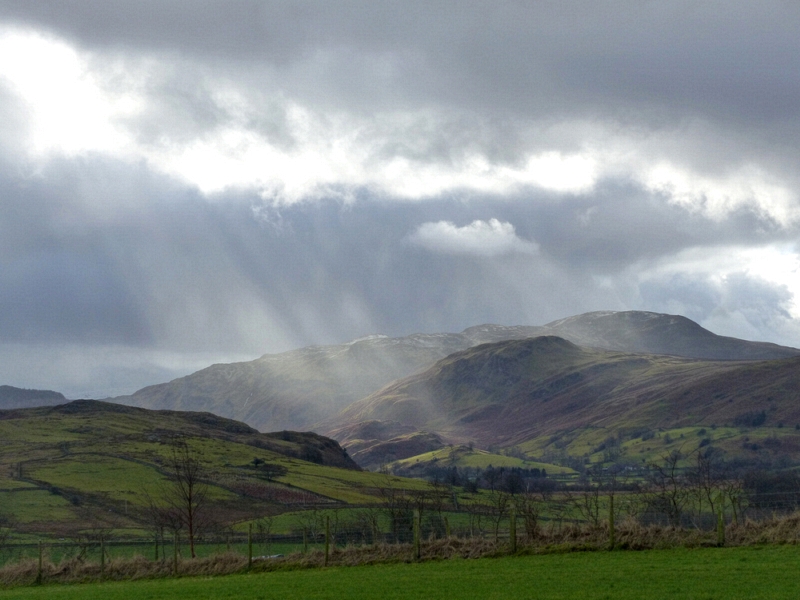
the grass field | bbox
[4,545,800,599]
[0,402,445,537]
[392,447,575,474]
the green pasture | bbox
[392,447,574,475]
[237,507,477,537]
[5,545,800,599]
[0,406,445,530]
[28,455,169,501]
[517,423,796,470]
[0,478,36,492]
[0,490,75,524]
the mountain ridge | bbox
[110,311,800,433]
[321,336,800,468]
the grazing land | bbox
[0,401,431,538]
[3,546,800,599]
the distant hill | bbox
[112,311,800,433]
[321,336,800,467]
[0,385,66,409]
[543,311,800,360]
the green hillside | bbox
[0,401,430,538]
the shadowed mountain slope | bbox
[322,336,800,455]
[113,328,543,431]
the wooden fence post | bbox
[100,538,105,576]
[36,540,43,585]
[608,493,615,550]
[413,509,421,560]
[717,507,725,547]
[324,516,330,566]
[510,505,517,553]
[444,515,451,539]
[248,523,253,569]
[173,534,178,576]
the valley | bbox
[2,310,800,549]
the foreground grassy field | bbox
[4,545,800,599]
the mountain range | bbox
[322,336,800,468]
[112,311,800,435]
[6,310,800,471]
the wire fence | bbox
[5,487,800,576]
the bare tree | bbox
[160,437,208,558]
[515,492,540,542]
[685,450,726,528]
[646,450,690,527]
[254,515,274,555]
[488,491,511,542]
[569,485,603,527]
[0,513,17,562]
[483,467,502,493]
[721,476,747,525]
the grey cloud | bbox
[0,152,798,395]
[718,272,793,326]
[639,271,797,344]
[516,182,799,272]
[128,64,229,146]
[1,149,796,351]
[4,2,800,122]
[5,0,800,196]
[1,2,800,397]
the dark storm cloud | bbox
[525,181,800,271]
[3,1,799,121]
[0,3,785,115]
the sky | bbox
[1,1,799,398]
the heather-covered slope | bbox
[323,336,800,464]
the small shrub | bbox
[733,411,767,428]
